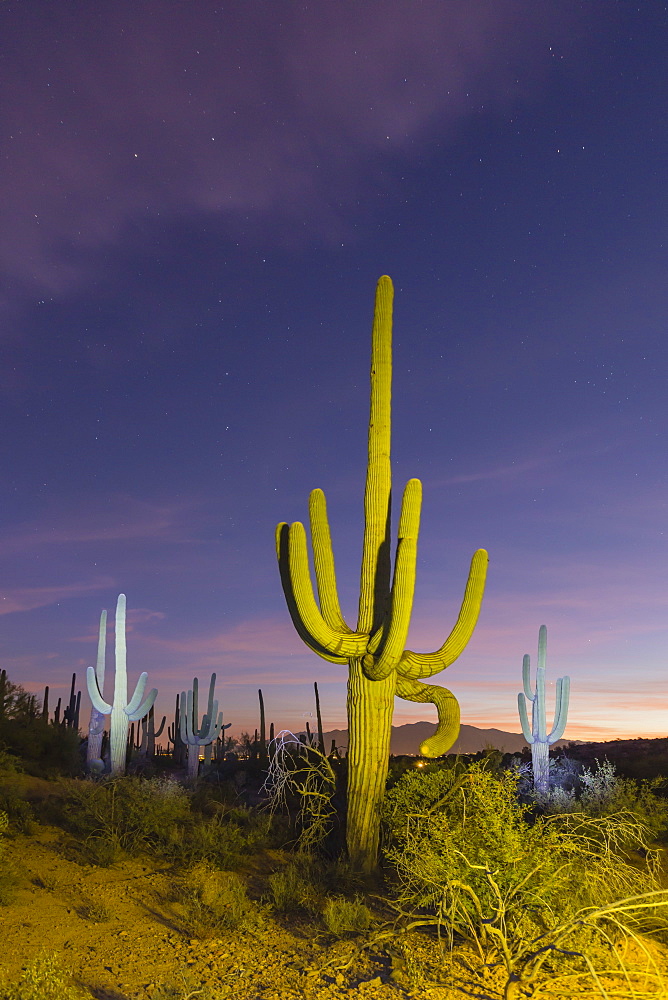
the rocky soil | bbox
[2,761,668,1000]
[1,822,517,1000]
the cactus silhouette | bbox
[517,624,570,795]
[86,610,107,771]
[276,276,487,870]
[180,673,229,779]
[86,594,157,776]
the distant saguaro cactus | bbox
[276,276,488,871]
[86,610,107,771]
[517,624,570,795]
[180,673,229,779]
[86,594,157,776]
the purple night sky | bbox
[1,2,666,742]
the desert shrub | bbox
[0,952,86,1000]
[168,801,276,869]
[322,895,372,937]
[77,897,112,922]
[0,749,23,775]
[264,733,339,852]
[532,758,668,840]
[54,775,192,861]
[0,785,35,834]
[268,856,324,916]
[381,762,666,982]
[173,861,252,938]
[0,720,81,778]
[0,810,21,905]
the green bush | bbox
[268,856,324,916]
[382,762,665,966]
[0,810,20,905]
[322,895,372,937]
[173,861,252,938]
[534,758,668,840]
[0,720,82,778]
[54,775,192,861]
[0,952,86,1000]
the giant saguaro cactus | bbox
[86,610,107,771]
[276,276,488,871]
[517,624,570,796]
[86,594,158,776]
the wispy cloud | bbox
[0,1,594,302]
[0,578,113,616]
[0,495,204,555]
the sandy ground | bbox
[1,823,520,1000]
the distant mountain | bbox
[321,720,577,756]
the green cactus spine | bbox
[517,624,570,795]
[86,610,107,770]
[86,594,158,776]
[180,673,229,779]
[276,276,488,871]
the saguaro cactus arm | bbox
[276,522,349,664]
[396,675,460,757]
[363,478,421,680]
[309,489,350,632]
[125,673,157,721]
[86,666,112,715]
[283,521,369,658]
[550,675,570,741]
[518,688,532,742]
[398,547,488,679]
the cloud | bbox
[0,578,114,616]
[0,495,205,556]
[142,616,310,663]
[0,1,594,301]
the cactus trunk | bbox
[531,739,550,795]
[346,662,395,869]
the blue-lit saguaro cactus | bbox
[276,276,488,871]
[86,609,107,772]
[517,624,570,795]
[86,594,158,776]
[180,673,229,779]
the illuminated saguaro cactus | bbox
[86,594,158,776]
[276,276,488,871]
[517,624,570,795]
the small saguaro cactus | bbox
[86,610,108,771]
[86,594,158,776]
[517,624,570,796]
[276,276,488,871]
[180,673,229,779]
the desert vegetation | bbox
[1,688,668,999]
